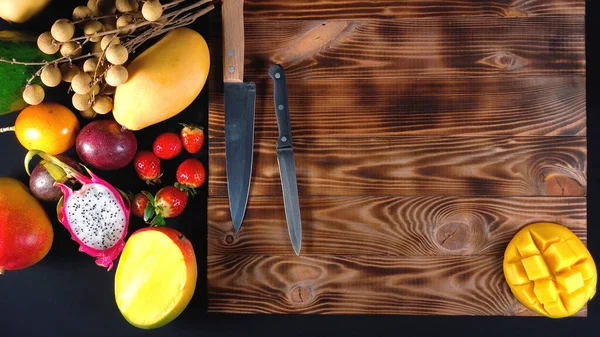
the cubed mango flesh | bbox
[503,222,597,318]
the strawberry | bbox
[180,123,205,154]
[153,132,182,159]
[131,193,150,218]
[143,186,188,226]
[133,151,162,184]
[175,158,206,196]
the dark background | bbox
[0,1,598,336]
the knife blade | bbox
[223,0,256,232]
[268,64,302,256]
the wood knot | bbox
[434,213,489,253]
[478,51,528,71]
[289,285,312,306]
[435,221,472,251]
[504,8,528,17]
[544,173,585,196]
[225,235,235,244]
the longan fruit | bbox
[105,65,128,86]
[72,93,92,111]
[60,41,82,57]
[92,95,113,114]
[90,41,103,54]
[23,84,45,105]
[80,108,97,119]
[40,65,62,87]
[60,63,81,83]
[84,20,104,42]
[87,0,101,16]
[91,82,101,96]
[37,32,60,55]
[116,0,139,13]
[101,34,120,51]
[84,58,107,76]
[102,84,116,95]
[83,57,99,73]
[116,14,135,35]
[73,6,93,21]
[71,73,94,95]
[51,19,75,43]
[102,17,118,31]
[98,0,117,14]
[142,0,162,22]
[105,44,128,65]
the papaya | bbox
[0,31,53,115]
[113,28,210,130]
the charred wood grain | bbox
[207,196,586,256]
[242,0,585,19]
[209,16,585,79]
[208,76,586,138]
[208,255,515,314]
[208,137,587,197]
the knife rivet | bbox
[275,72,281,79]
[228,49,235,56]
[228,66,235,73]
[281,136,287,142]
[278,104,284,111]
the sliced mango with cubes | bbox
[503,222,597,318]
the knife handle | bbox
[222,0,245,83]
[268,64,292,149]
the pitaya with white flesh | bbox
[25,150,130,270]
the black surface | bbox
[0,1,598,336]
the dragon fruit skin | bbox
[55,167,130,271]
[25,150,130,271]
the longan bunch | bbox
[24,0,166,119]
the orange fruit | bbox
[14,102,80,155]
[504,222,597,318]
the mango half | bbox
[113,28,209,130]
[115,227,197,329]
[503,222,596,318]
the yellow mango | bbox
[115,227,197,329]
[113,28,209,130]
[503,222,597,318]
[0,0,51,23]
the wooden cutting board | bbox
[207,0,587,315]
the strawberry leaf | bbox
[150,214,166,227]
[141,191,155,204]
[143,203,155,223]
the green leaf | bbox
[179,122,204,131]
[143,203,155,223]
[141,191,155,205]
[150,214,166,227]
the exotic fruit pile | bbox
[0,0,212,330]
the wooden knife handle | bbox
[222,0,245,83]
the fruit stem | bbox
[0,126,15,133]
[41,161,68,182]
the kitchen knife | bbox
[268,64,302,256]
[222,0,256,232]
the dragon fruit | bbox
[25,150,130,270]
